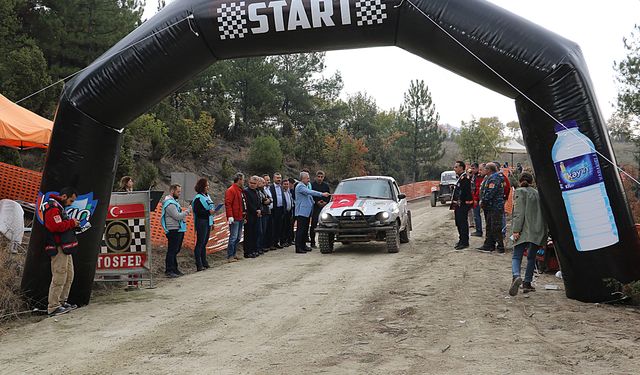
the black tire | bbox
[319,232,334,254]
[400,214,411,244]
[440,199,447,205]
[386,222,400,253]
[430,193,437,207]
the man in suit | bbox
[269,172,286,249]
[294,171,330,254]
[287,177,297,244]
[452,160,473,250]
[281,178,294,247]
[243,176,261,258]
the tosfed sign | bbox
[95,191,152,283]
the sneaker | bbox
[48,306,70,317]
[62,302,78,310]
[509,276,522,296]
[523,282,536,293]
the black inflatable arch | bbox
[22,0,640,304]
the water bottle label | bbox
[554,153,603,192]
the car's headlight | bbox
[320,212,333,222]
[376,211,390,222]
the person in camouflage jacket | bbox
[478,163,505,253]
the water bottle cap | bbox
[554,120,579,133]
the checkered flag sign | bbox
[101,219,147,253]
[217,1,248,40]
[356,0,387,26]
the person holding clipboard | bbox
[193,178,222,271]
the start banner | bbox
[95,191,152,280]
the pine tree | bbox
[399,80,445,182]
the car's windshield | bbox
[441,172,457,182]
[334,179,392,199]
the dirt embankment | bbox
[1,200,640,374]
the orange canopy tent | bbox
[0,94,53,149]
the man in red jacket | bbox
[43,187,80,317]
[225,173,246,262]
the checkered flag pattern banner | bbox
[217,1,248,40]
[355,0,387,26]
[101,219,147,253]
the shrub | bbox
[248,135,282,174]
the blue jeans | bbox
[512,242,537,282]
[473,205,482,234]
[227,220,243,259]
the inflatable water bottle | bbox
[551,120,619,251]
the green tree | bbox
[294,123,325,167]
[169,112,215,157]
[248,135,282,174]
[399,80,445,181]
[128,114,169,161]
[615,25,640,118]
[0,0,54,115]
[344,92,379,139]
[456,117,506,163]
[23,0,144,81]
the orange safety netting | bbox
[0,94,53,149]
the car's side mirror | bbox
[397,194,406,200]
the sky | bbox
[143,0,640,127]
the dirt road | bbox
[2,201,640,374]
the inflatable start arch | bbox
[22,0,640,304]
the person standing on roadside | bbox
[452,161,473,250]
[192,178,215,271]
[509,172,548,296]
[262,174,275,250]
[310,170,330,248]
[269,172,286,249]
[225,173,245,262]
[281,178,294,247]
[471,163,485,237]
[43,187,80,317]
[256,177,271,255]
[161,184,191,278]
[477,163,505,253]
[119,176,134,192]
[243,176,261,258]
[294,172,330,254]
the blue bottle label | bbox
[554,153,603,192]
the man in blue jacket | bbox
[294,171,330,254]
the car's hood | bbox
[321,198,398,217]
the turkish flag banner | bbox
[106,203,145,220]
[331,194,358,208]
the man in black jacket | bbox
[452,161,473,250]
[310,170,331,248]
[243,176,261,258]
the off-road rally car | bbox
[430,170,457,207]
[315,176,412,254]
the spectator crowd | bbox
[159,170,331,279]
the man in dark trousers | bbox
[288,177,297,244]
[295,171,330,254]
[478,163,506,253]
[243,176,261,258]
[269,172,285,249]
[309,170,331,248]
[451,161,473,250]
[281,178,294,247]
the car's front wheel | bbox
[400,214,411,244]
[319,232,334,254]
[430,192,437,207]
[386,222,400,253]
